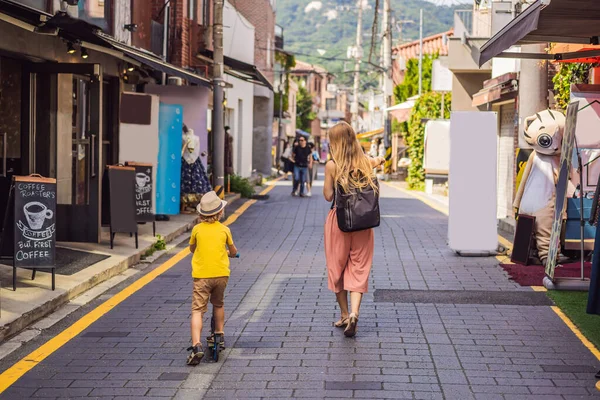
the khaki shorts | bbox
[192,277,229,313]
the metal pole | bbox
[276,80,284,164]
[578,148,585,280]
[212,0,225,195]
[418,8,423,96]
[162,0,170,85]
[351,3,363,131]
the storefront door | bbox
[26,63,104,243]
[0,56,24,230]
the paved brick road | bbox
[1,181,599,399]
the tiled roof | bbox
[292,59,328,74]
[391,29,453,86]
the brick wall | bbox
[134,0,211,69]
[232,0,275,84]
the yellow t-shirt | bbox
[189,222,233,279]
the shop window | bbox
[76,0,113,34]
[326,98,336,111]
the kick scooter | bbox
[206,252,239,362]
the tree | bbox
[406,92,451,189]
[394,55,436,104]
[392,53,452,189]
[296,82,316,132]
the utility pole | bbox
[212,0,225,198]
[418,8,423,96]
[382,0,392,149]
[351,3,363,131]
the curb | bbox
[0,195,243,343]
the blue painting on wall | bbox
[156,103,183,215]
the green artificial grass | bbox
[546,290,600,350]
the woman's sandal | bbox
[344,313,358,337]
[334,316,349,328]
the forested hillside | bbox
[277,0,466,88]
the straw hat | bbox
[196,191,227,216]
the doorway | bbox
[24,63,105,243]
[0,56,24,230]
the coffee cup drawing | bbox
[136,173,151,188]
[24,201,53,231]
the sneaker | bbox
[186,343,204,366]
[306,191,312,197]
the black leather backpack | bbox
[335,179,380,233]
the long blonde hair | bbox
[328,122,378,193]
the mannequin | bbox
[181,125,212,213]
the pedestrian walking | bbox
[280,141,294,180]
[306,141,319,197]
[310,141,321,181]
[291,136,312,197]
[323,122,385,337]
[187,191,238,365]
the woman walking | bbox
[323,122,385,337]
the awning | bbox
[472,73,518,107]
[477,0,600,66]
[199,49,273,90]
[357,128,384,140]
[385,96,418,112]
[0,2,211,88]
[97,33,211,88]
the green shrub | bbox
[143,235,167,258]
[406,92,451,189]
[228,175,255,198]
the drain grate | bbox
[251,194,270,200]
[157,274,182,279]
[373,290,553,306]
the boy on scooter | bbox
[187,191,238,366]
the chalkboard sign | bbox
[511,214,535,266]
[126,162,154,222]
[0,175,57,291]
[104,166,138,249]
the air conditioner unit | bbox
[168,76,183,86]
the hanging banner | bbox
[515,148,532,194]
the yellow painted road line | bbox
[0,182,279,395]
[551,306,600,362]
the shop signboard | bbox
[546,101,579,279]
[515,148,533,196]
[102,166,138,249]
[0,175,56,290]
